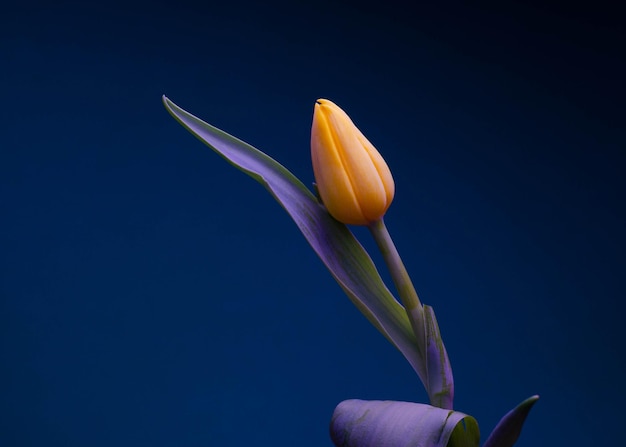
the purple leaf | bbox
[483,395,539,447]
[330,399,479,447]
[424,305,454,410]
[163,96,428,387]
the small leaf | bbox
[163,96,428,386]
[330,399,479,447]
[424,305,454,410]
[483,395,539,447]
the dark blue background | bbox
[2,1,624,446]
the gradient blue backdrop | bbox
[1,1,624,446]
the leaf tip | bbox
[483,394,540,447]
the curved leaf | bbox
[162,96,428,386]
[330,399,479,447]
[425,305,454,410]
[483,395,539,447]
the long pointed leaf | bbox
[483,395,539,447]
[425,305,455,409]
[163,96,428,386]
[330,399,479,447]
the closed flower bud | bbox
[311,99,395,225]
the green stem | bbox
[368,219,426,361]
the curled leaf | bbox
[330,399,479,447]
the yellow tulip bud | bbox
[311,99,395,226]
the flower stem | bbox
[368,219,426,359]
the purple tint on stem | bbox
[368,219,454,408]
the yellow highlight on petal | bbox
[311,99,395,225]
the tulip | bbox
[311,99,395,226]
